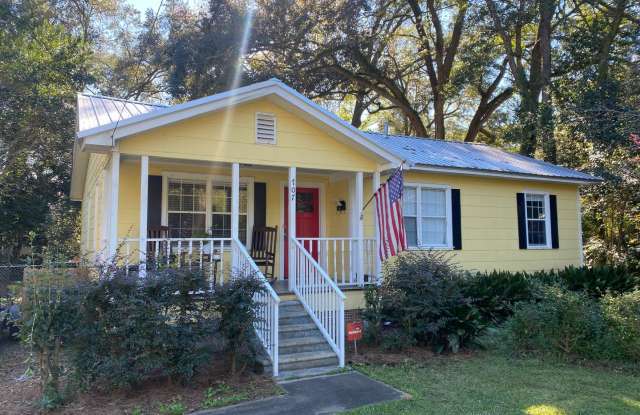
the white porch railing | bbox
[231,238,280,376]
[290,237,345,367]
[297,237,378,287]
[118,237,231,287]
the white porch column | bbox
[355,171,364,286]
[231,163,240,269]
[288,166,296,291]
[108,150,120,259]
[138,155,149,277]
[372,171,381,283]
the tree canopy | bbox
[0,0,638,266]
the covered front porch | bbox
[109,156,382,290]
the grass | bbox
[349,352,640,415]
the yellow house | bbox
[71,79,599,376]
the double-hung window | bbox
[524,193,551,248]
[403,185,452,248]
[211,183,248,244]
[167,178,207,238]
[165,175,251,243]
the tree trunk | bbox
[433,93,445,139]
[518,94,539,157]
[351,92,366,128]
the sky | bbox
[128,0,164,14]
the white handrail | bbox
[232,238,280,377]
[290,237,345,367]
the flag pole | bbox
[359,161,405,220]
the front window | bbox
[403,185,451,248]
[525,193,550,248]
[166,176,251,242]
[211,183,248,243]
[167,179,207,238]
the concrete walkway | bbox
[193,372,407,415]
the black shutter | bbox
[147,175,163,228]
[550,194,559,249]
[516,193,527,249]
[451,189,462,250]
[254,182,267,228]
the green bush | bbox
[364,251,482,353]
[69,267,214,389]
[601,290,640,361]
[554,265,640,297]
[503,285,606,358]
[463,270,534,325]
[212,275,265,375]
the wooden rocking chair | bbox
[249,226,278,280]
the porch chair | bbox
[249,226,278,280]
[147,226,170,265]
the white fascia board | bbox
[70,141,89,201]
[409,164,601,185]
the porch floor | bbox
[270,280,291,295]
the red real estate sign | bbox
[347,321,363,342]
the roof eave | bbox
[409,164,603,185]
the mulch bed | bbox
[0,340,281,415]
[346,343,475,366]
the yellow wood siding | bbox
[80,153,108,258]
[398,171,581,273]
[117,98,378,172]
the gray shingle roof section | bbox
[365,132,600,182]
[77,93,167,133]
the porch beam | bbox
[355,171,364,286]
[138,155,149,277]
[288,166,296,290]
[372,170,381,283]
[108,150,120,258]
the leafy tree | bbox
[0,0,90,259]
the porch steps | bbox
[261,299,339,377]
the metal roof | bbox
[77,93,167,132]
[74,89,600,184]
[365,132,600,183]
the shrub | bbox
[503,285,606,358]
[20,268,87,408]
[68,267,214,390]
[212,274,265,375]
[463,270,534,325]
[601,290,640,361]
[554,265,640,297]
[364,251,482,353]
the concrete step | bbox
[279,313,314,325]
[279,335,332,354]
[278,350,339,371]
[277,365,342,380]
[278,323,320,339]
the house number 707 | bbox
[290,179,296,200]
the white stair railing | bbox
[232,238,280,377]
[290,237,345,367]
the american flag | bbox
[374,166,407,261]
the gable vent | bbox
[255,112,276,144]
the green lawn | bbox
[349,353,640,415]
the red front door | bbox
[283,187,320,278]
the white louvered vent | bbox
[255,112,276,144]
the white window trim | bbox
[404,182,453,250]
[161,172,254,244]
[524,191,552,249]
[255,112,277,145]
